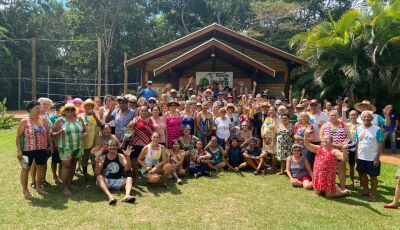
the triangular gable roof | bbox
[125,23,308,67]
[154,38,275,77]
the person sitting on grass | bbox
[189,140,212,178]
[169,139,186,185]
[137,132,172,188]
[243,137,266,175]
[205,136,226,172]
[354,111,384,202]
[95,140,135,205]
[304,129,351,198]
[225,137,246,173]
[286,144,313,189]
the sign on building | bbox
[196,72,233,88]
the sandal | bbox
[383,203,398,209]
[122,196,136,204]
[108,198,117,205]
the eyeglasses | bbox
[65,108,75,112]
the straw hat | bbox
[354,100,376,112]
[261,102,271,107]
[82,99,98,110]
[60,103,78,114]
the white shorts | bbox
[98,178,126,190]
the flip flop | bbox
[108,198,117,205]
[122,196,136,204]
[383,203,398,209]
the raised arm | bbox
[304,129,318,153]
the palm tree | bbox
[290,0,400,108]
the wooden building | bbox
[125,23,307,97]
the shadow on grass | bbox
[321,184,394,216]
[28,176,109,209]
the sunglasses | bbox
[65,108,75,112]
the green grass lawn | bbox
[0,128,399,229]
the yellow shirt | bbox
[79,114,98,149]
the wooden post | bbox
[124,52,128,94]
[97,38,102,97]
[18,60,21,110]
[31,38,36,100]
[47,66,50,98]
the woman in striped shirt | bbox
[128,106,154,181]
[53,103,87,195]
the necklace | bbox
[33,119,45,134]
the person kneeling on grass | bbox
[304,129,351,198]
[225,137,246,172]
[286,144,313,189]
[189,140,212,178]
[243,137,266,175]
[95,140,135,205]
[137,132,172,188]
[205,136,226,172]
[169,139,186,185]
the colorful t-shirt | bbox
[354,125,384,161]
[79,113,98,149]
[23,118,48,151]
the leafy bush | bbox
[0,98,17,129]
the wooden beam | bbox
[125,23,308,68]
[154,38,275,77]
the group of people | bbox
[15,78,400,208]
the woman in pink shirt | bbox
[150,106,166,146]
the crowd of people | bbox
[15,77,400,208]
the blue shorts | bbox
[356,159,380,177]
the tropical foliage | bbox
[290,0,400,108]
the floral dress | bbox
[276,124,294,161]
[166,116,183,149]
[312,146,337,192]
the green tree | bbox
[290,0,400,108]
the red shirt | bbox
[130,117,154,146]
